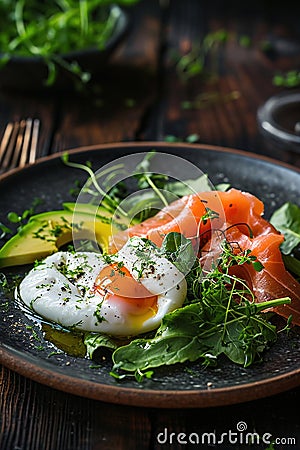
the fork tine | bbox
[11,119,27,169]
[29,119,40,165]
[1,122,20,171]
[0,122,14,164]
[19,118,33,168]
[0,118,40,173]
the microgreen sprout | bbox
[5,197,44,235]
[0,222,13,239]
[110,239,291,379]
[0,1,139,87]
[273,70,300,88]
[61,152,128,217]
[174,29,228,82]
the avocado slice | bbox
[0,210,113,268]
[63,202,133,226]
[63,202,110,217]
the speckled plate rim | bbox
[0,141,300,409]
[1,344,300,408]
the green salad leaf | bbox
[160,232,196,274]
[111,297,289,375]
[108,241,291,378]
[85,332,118,359]
[165,175,212,196]
[282,254,300,279]
[270,202,300,255]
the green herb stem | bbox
[253,297,291,312]
[61,153,128,217]
[144,174,169,207]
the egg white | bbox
[17,237,187,336]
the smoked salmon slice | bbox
[109,188,277,252]
[109,187,300,326]
[109,192,213,253]
[223,227,300,325]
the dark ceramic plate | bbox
[0,142,300,408]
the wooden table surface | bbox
[1,1,300,449]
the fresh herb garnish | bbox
[110,366,154,382]
[4,197,44,236]
[0,1,139,87]
[270,202,300,255]
[110,241,290,379]
[273,70,300,88]
[0,222,12,239]
[133,151,169,207]
[160,232,196,275]
[0,272,10,296]
[173,29,228,82]
[61,150,220,226]
[61,152,128,217]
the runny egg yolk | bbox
[94,263,158,316]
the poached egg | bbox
[17,237,187,336]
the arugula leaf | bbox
[270,202,300,254]
[282,254,300,279]
[85,332,118,359]
[111,240,290,377]
[160,232,196,274]
[165,174,212,196]
[112,297,288,374]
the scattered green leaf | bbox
[239,35,252,48]
[160,232,196,274]
[273,70,300,88]
[85,332,118,359]
[270,202,300,254]
[111,241,289,378]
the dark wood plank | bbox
[91,403,151,450]
[143,0,300,164]
[0,366,93,450]
[0,364,153,450]
[52,0,162,152]
[0,90,57,159]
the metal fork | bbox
[0,118,40,173]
